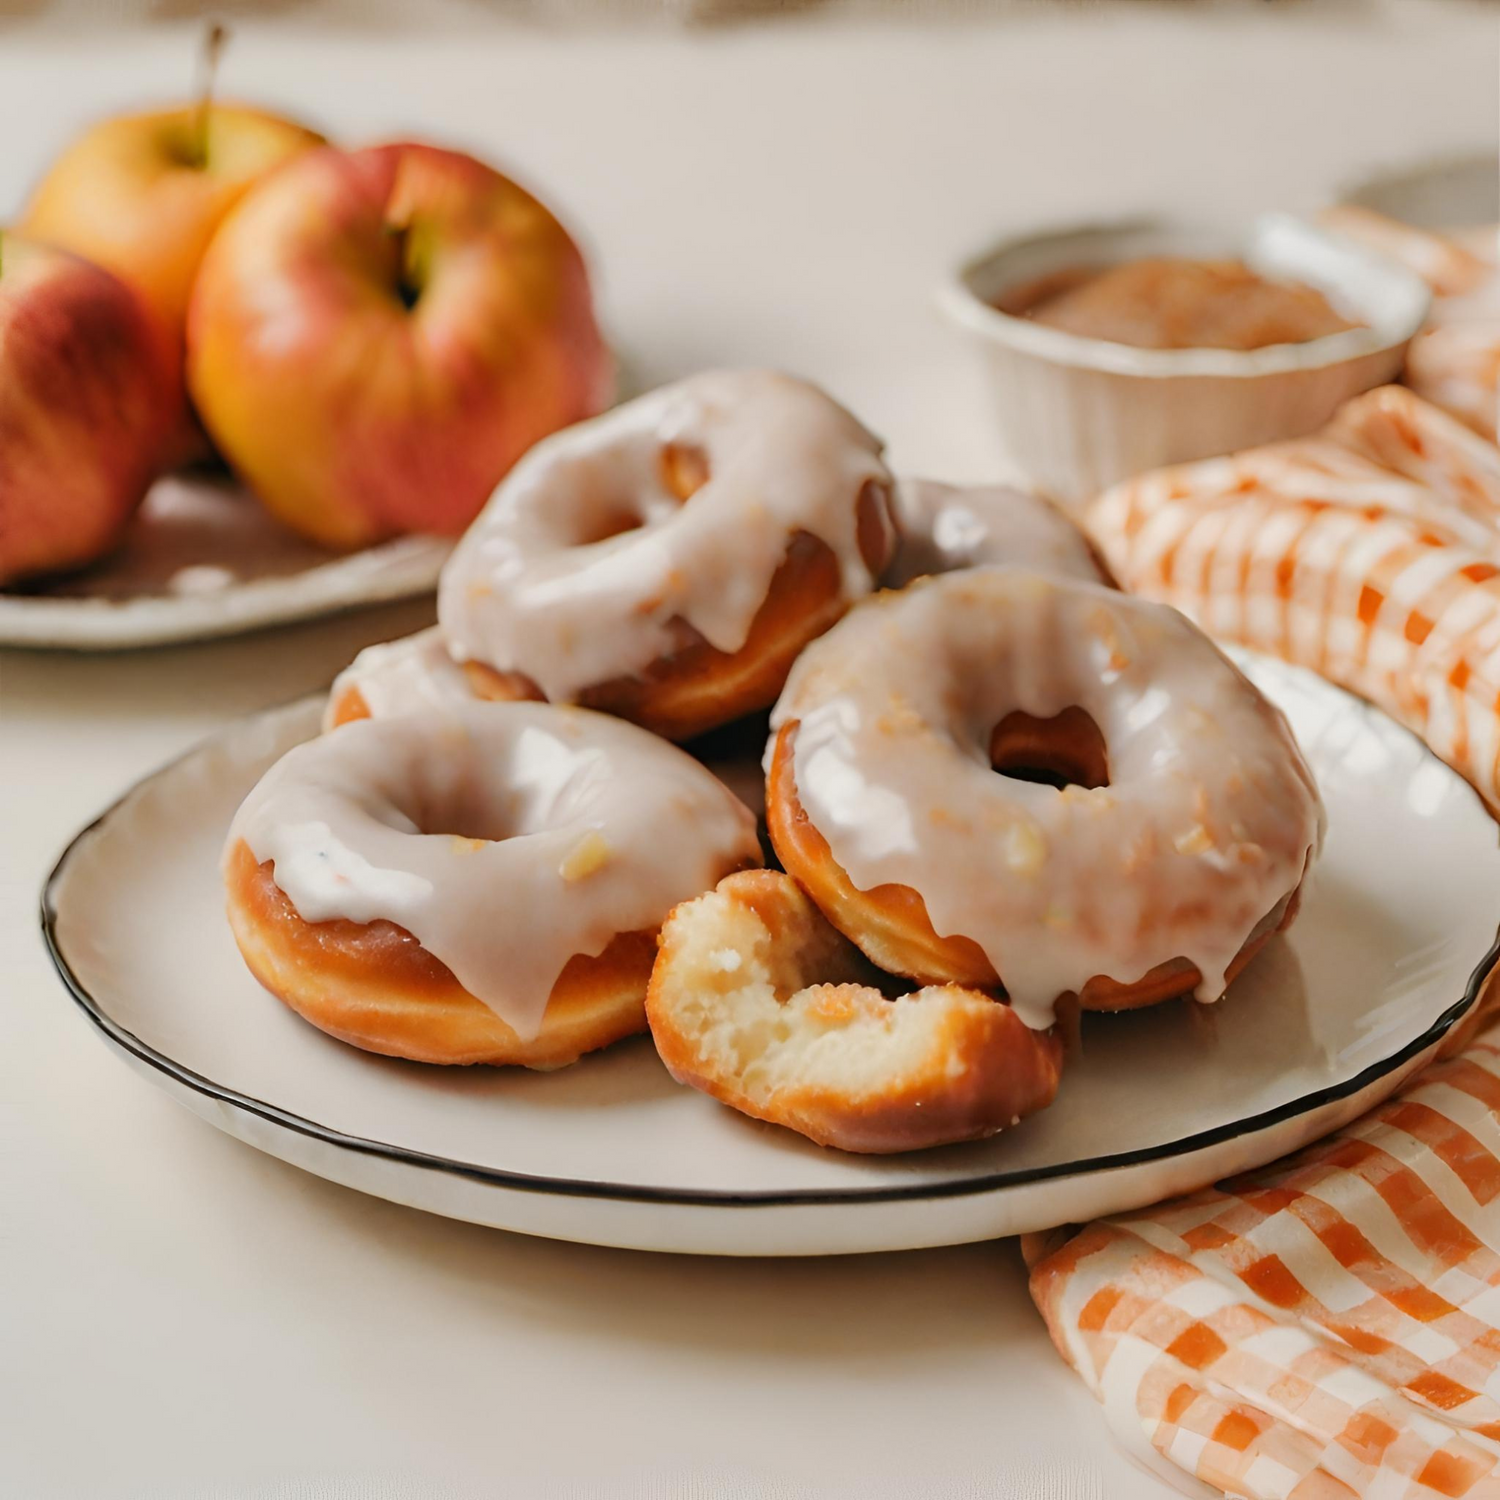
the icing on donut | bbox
[437,369,895,709]
[885,479,1112,589]
[323,627,473,730]
[228,702,760,1040]
[769,568,1324,1030]
[320,627,770,824]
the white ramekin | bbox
[936,213,1432,510]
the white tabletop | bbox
[3,9,1495,1497]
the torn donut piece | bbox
[645,869,1064,1154]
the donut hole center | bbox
[989,707,1110,790]
[660,441,711,502]
[405,787,514,844]
[573,443,709,546]
[574,506,652,546]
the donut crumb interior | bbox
[652,872,1009,1100]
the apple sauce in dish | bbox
[1000,256,1362,352]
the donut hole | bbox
[660,442,711,502]
[571,444,708,546]
[573,506,653,546]
[411,804,512,843]
[988,706,1110,791]
[400,782,516,845]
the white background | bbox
[2,5,1496,1496]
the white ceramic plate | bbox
[0,473,451,651]
[41,653,1500,1256]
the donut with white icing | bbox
[225,702,761,1067]
[437,369,898,741]
[766,568,1324,1027]
[646,869,1065,1153]
[322,626,771,826]
[885,479,1112,589]
[324,626,475,730]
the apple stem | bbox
[191,22,229,168]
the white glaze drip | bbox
[771,569,1324,1029]
[319,627,768,821]
[438,370,892,702]
[885,479,1108,588]
[229,702,760,1039]
[323,627,474,730]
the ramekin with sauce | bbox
[937,213,1430,509]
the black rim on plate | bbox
[37,697,1500,1211]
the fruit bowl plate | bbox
[0,472,451,650]
[39,652,1500,1255]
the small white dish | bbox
[0,473,452,651]
[40,653,1499,1256]
[937,213,1431,507]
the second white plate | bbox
[0,473,451,651]
[40,653,1500,1254]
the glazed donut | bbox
[646,869,1064,1153]
[330,478,1106,733]
[437,369,898,741]
[885,479,1113,589]
[323,626,770,826]
[324,626,475,730]
[766,568,1323,1027]
[225,702,761,1067]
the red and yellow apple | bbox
[21,102,326,449]
[185,141,611,548]
[0,232,174,586]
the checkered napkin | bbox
[1027,1012,1500,1498]
[1087,385,1500,815]
[1321,210,1499,444]
[1047,384,1500,1497]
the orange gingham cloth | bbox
[1048,383,1500,1497]
[1321,209,1499,443]
[1087,386,1500,813]
[1028,1013,1500,1499]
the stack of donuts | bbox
[224,369,1325,1153]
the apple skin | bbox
[185,141,611,548]
[0,233,175,586]
[21,103,326,452]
